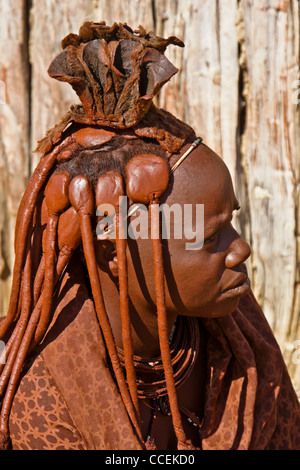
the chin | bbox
[213,295,246,318]
[170,290,247,319]
[200,297,241,319]
[179,302,237,319]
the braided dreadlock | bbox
[0,21,197,450]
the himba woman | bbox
[0,21,299,451]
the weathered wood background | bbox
[0,0,299,395]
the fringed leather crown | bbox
[48,21,184,128]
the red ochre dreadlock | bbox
[0,21,199,450]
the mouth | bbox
[220,274,251,299]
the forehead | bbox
[165,144,238,214]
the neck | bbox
[97,267,177,360]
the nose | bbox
[225,230,251,268]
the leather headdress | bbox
[48,21,184,128]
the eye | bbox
[204,231,219,245]
[203,208,238,247]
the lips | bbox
[221,273,250,298]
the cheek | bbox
[125,237,231,318]
[163,247,225,313]
[126,238,157,305]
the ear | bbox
[94,239,119,278]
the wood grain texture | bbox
[0,0,299,394]
[0,0,29,318]
[241,0,300,394]
[30,0,94,170]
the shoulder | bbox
[9,352,86,450]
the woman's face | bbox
[126,144,251,319]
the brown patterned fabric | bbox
[201,294,300,450]
[8,259,300,450]
[9,355,86,450]
[9,259,141,451]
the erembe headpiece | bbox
[0,21,202,450]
